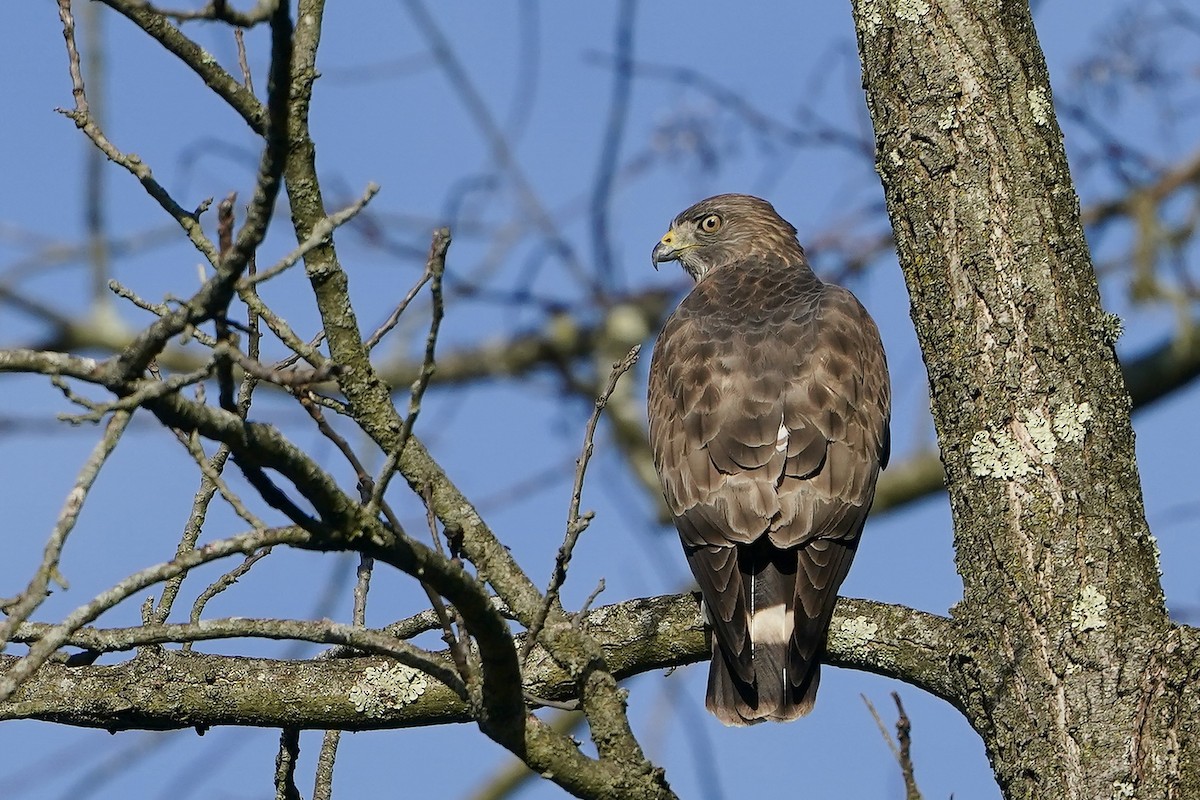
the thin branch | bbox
[100,0,266,133]
[183,547,274,652]
[316,595,514,660]
[101,0,292,384]
[241,183,380,288]
[0,410,133,654]
[422,485,476,685]
[107,278,219,347]
[364,266,433,352]
[366,228,450,509]
[861,693,924,800]
[0,526,307,702]
[12,616,467,699]
[178,430,267,530]
[216,340,340,388]
[57,0,219,265]
[523,345,640,658]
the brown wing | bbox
[648,258,890,724]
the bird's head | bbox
[651,193,803,281]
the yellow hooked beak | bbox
[651,227,695,270]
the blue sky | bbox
[3,2,1198,798]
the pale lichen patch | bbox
[1052,402,1093,444]
[1145,529,1164,577]
[970,428,1033,479]
[1111,780,1135,799]
[1071,585,1109,632]
[1021,408,1057,463]
[895,0,930,23]
[889,149,903,166]
[839,616,878,642]
[860,0,884,35]
[349,663,428,717]
[1098,313,1124,345]
[937,106,957,131]
[1028,86,1051,126]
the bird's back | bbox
[648,254,890,724]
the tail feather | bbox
[703,536,858,725]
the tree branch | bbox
[2,593,954,729]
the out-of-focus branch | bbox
[589,0,637,292]
[467,711,586,800]
[401,0,596,292]
[151,0,279,28]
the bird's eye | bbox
[698,214,722,233]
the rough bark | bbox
[850,1,1199,798]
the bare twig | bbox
[364,265,434,352]
[422,485,476,684]
[56,0,220,265]
[106,279,218,347]
[155,256,265,627]
[316,595,514,660]
[0,410,133,654]
[241,183,380,288]
[572,579,606,625]
[523,344,639,658]
[214,192,240,412]
[234,26,254,92]
[183,547,274,652]
[59,362,215,425]
[217,340,340,387]
[353,554,374,627]
[0,526,307,702]
[179,430,268,530]
[862,692,924,800]
[366,228,450,509]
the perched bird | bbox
[647,194,891,725]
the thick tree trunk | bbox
[849,2,1200,798]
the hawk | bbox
[647,194,890,725]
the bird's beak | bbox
[651,229,684,270]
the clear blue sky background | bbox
[3,2,1198,799]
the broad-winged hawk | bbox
[648,194,891,725]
